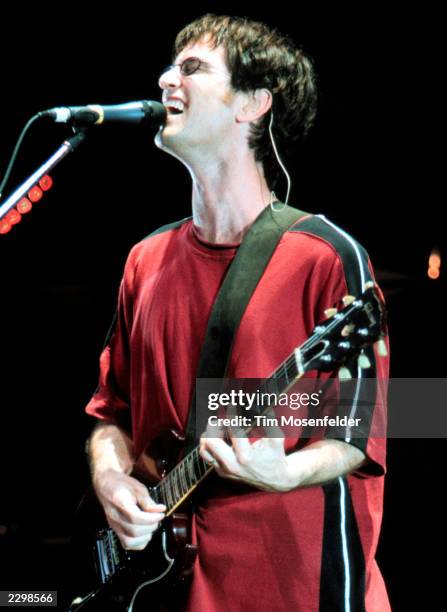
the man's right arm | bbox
[87,421,166,551]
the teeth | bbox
[165,99,185,112]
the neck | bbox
[189,151,271,244]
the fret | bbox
[200,456,208,476]
[167,470,177,506]
[178,463,187,496]
[193,451,203,481]
[171,468,180,502]
[176,463,184,496]
[172,472,180,504]
[191,452,200,482]
[275,371,286,391]
[289,354,299,378]
[184,459,192,487]
[273,367,285,388]
[293,348,304,376]
[183,461,190,491]
[165,477,174,509]
[151,486,161,505]
[159,480,168,508]
[185,454,194,488]
[183,459,190,490]
[156,481,167,508]
[267,376,280,395]
[283,361,290,384]
[195,453,206,479]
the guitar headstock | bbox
[303,282,387,377]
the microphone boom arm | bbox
[0,129,87,221]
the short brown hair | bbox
[174,14,317,189]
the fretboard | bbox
[151,446,211,514]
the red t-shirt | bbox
[86,216,390,611]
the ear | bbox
[236,89,272,124]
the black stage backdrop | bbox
[0,3,443,610]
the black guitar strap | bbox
[185,204,310,451]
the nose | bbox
[158,65,182,91]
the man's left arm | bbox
[199,435,366,492]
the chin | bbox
[154,130,188,164]
[154,129,165,150]
[154,127,175,150]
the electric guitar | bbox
[69,282,387,611]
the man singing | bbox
[86,14,390,611]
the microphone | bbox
[39,100,167,127]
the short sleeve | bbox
[84,245,140,433]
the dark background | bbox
[0,3,443,610]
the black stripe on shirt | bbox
[289,215,378,456]
[290,216,377,609]
[320,478,366,612]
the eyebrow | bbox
[174,55,212,68]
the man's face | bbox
[155,39,243,160]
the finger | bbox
[200,438,224,469]
[120,483,166,512]
[261,436,286,454]
[112,492,166,525]
[229,435,254,465]
[250,436,285,460]
[119,532,155,551]
[131,481,167,512]
[199,446,217,465]
[109,504,165,526]
[137,495,166,513]
[202,437,240,474]
[224,418,249,445]
[262,420,286,440]
[109,514,164,538]
[202,418,225,440]
[251,437,265,449]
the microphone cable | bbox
[0,113,41,201]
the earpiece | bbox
[268,111,291,206]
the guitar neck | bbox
[150,345,307,516]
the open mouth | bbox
[164,99,186,116]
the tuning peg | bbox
[376,339,388,357]
[338,367,352,380]
[364,281,374,290]
[358,352,371,369]
[342,295,355,306]
[341,324,355,337]
[324,307,337,318]
[357,328,369,337]
[320,355,333,363]
[338,341,351,350]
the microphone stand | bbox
[0,129,87,221]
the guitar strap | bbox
[185,204,310,452]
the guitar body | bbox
[69,430,198,611]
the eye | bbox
[181,57,202,76]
